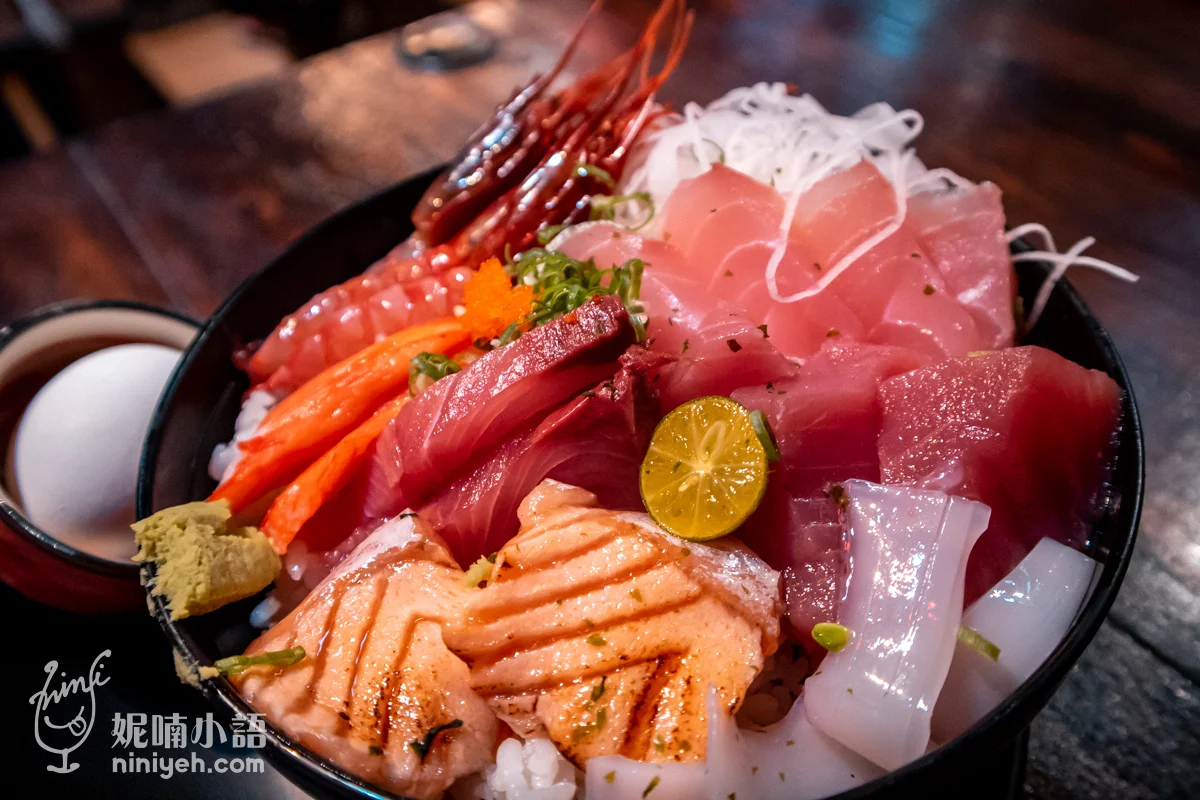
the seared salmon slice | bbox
[445,480,782,765]
[232,515,497,800]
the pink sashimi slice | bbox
[365,295,636,518]
[788,162,943,318]
[868,281,986,360]
[641,271,725,356]
[714,237,820,304]
[419,349,664,566]
[908,184,1016,349]
[734,279,867,359]
[733,341,931,498]
[683,197,787,285]
[660,164,783,256]
[654,310,800,411]
[877,346,1123,605]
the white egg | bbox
[12,343,182,563]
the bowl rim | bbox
[1,298,201,579]
[136,177,1144,800]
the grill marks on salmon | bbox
[232,515,497,800]
[445,480,782,766]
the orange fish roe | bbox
[460,258,535,342]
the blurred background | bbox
[0,0,457,156]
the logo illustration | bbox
[29,649,111,773]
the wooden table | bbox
[2,0,1198,796]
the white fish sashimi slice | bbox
[930,537,1099,744]
[803,479,991,771]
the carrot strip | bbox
[260,394,409,553]
[211,319,468,513]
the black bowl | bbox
[137,169,1143,799]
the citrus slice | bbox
[639,396,770,541]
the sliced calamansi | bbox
[640,396,770,541]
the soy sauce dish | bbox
[0,300,198,613]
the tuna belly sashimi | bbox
[365,295,636,518]
[878,346,1122,605]
[419,349,665,566]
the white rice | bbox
[452,738,581,800]
[208,388,278,483]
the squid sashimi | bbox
[704,692,885,800]
[908,183,1015,349]
[233,514,497,800]
[877,346,1122,604]
[733,341,930,497]
[365,295,637,520]
[588,692,885,800]
[419,350,664,565]
[932,537,1098,744]
[445,480,781,765]
[803,480,990,771]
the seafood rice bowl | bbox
[134,2,1141,798]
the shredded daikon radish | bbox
[1008,232,1140,327]
[617,82,1138,320]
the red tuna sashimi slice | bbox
[654,310,799,411]
[659,164,782,256]
[733,341,931,497]
[365,295,636,518]
[739,488,846,664]
[877,346,1122,605]
[420,349,663,565]
[908,184,1015,349]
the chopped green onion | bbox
[750,410,781,463]
[409,352,461,396]
[464,555,495,588]
[506,248,644,336]
[588,192,656,231]
[643,775,661,797]
[571,706,608,741]
[811,622,850,653]
[591,675,607,702]
[409,719,463,761]
[586,633,607,647]
[576,162,616,189]
[537,223,568,246]
[957,626,1001,661]
[213,645,306,676]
